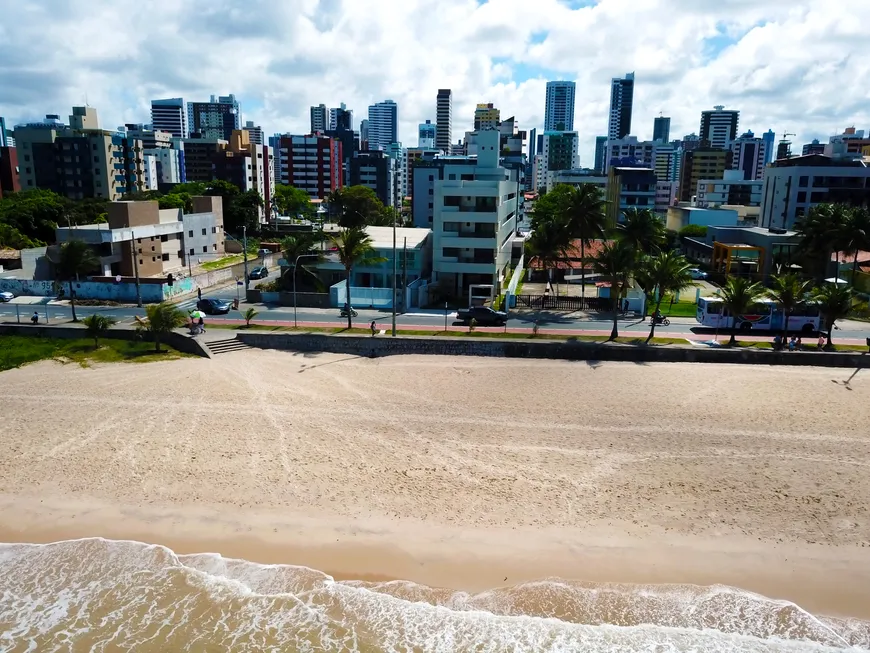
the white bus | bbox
[696,297,821,333]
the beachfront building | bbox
[605,166,656,226]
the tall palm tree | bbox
[617,208,667,256]
[645,251,695,343]
[329,227,387,328]
[767,273,810,341]
[717,276,765,345]
[592,240,636,340]
[57,239,99,322]
[82,314,117,349]
[525,216,571,297]
[281,232,324,289]
[812,283,852,349]
[133,302,188,352]
[794,203,850,281]
[561,184,607,289]
[844,206,870,278]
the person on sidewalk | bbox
[198,316,205,334]
[31,311,39,324]
[370,320,377,336]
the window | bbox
[23,154,30,162]
[799,176,809,187]
[95,180,101,188]
[24,167,31,174]
[428,188,433,195]
[162,253,170,261]
[188,230,193,237]
[95,168,100,174]
[442,247,461,258]
[139,259,143,265]
[797,191,806,203]
[27,180,32,186]
[212,227,216,233]
[213,244,217,251]
[161,234,168,242]
[151,245,155,251]
[202,246,208,253]
[137,238,141,244]
[201,228,207,236]
[448,173,456,180]
[93,144,98,151]
[189,248,195,255]
[428,202,433,209]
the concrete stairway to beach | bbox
[204,337,251,355]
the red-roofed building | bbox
[528,238,613,281]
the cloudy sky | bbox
[2,0,869,164]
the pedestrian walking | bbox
[197,288,202,301]
[198,316,205,334]
[31,311,39,324]
[370,320,377,336]
[817,333,825,350]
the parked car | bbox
[456,306,508,326]
[257,248,271,258]
[196,298,233,315]
[248,266,268,280]
[0,291,14,302]
[688,268,708,280]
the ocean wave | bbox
[0,538,867,652]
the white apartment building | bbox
[432,130,519,297]
[150,98,187,138]
[546,169,606,193]
[386,142,408,199]
[145,147,183,185]
[605,136,656,172]
[696,170,763,207]
[143,154,159,191]
[367,100,398,151]
[729,131,768,181]
[544,81,576,132]
[700,105,739,150]
[655,181,677,213]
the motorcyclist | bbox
[652,309,664,324]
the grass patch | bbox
[200,255,245,271]
[0,336,190,372]
[656,302,698,318]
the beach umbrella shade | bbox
[189,310,206,318]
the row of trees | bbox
[0,190,113,248]
[795,203,870,279]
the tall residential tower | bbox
[367,100,398,151]
[608,73,634,140]
[150,98,187,138]
[544,81,576,131]
[699,106,739,149]
[436,89,452,153]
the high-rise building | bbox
[418,120,437,148]
[367,100,398,151]
[608,73,635,140]
[594,136,608,174]
[762,129,776,164]
[0,116,10,147]
[310,104,328,133]
[436,89,452,153]
[653,116,671,143]
[540,131,579,183]
[729,131,768,181]
[528,128,537,160]
[359,119,370,149]
[211,130,274,222]
[679,148,732,202]
[150,98,187,138]
[242,120,263,145]
[544,81,576,132]
[329,103,353,131]
[699,105,739,149]
[350,150,397,207]
[121,123,172,150]
[802,139,825,156]
[187,95,240,141]
[277,134,343,199]
[473,103,500,131]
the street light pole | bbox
[242,225,250,292]
[130,229,142,308]
[392,171,398,336]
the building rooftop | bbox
[365,226,431,249]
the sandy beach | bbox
[1,351,869,631]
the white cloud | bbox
[2,0,869,164]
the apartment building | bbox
[14,107,144,200]
[696,170,763,207]
[473,103,500,131]
[55,196,224,277]
[278,134,343,199]
[729,131,768,181]
[150,98,187,138]
[0,146,20,197]
[187,95,240,140]
[431,130,519,297]
[544,81,576,132]
[546,168,607,193]
[212,129,274,221]
[699,106,739,149]
[180,138,226,182]
[436,89,452,153]
[606,167,657,226]
[679,148,732,202]
[349,150,397,207]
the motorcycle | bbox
[651,314,670,326]
[340,306,358,318]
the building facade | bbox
[310,104,328,133]
[593,136,607,175]
[802,139,825,156]
[367,100,398,151]
[242,120,263,145]
[122,123,172,150]
[606,167,656,226]
[759,154,870,229]
[696,170,763,207]
[653,116,671,143]
[546,169,606,193]
[762,129,776,164]
[608,72,635,140]
[150,98,187,138]
[180,138,225,183]
[473,103,500,131]
[544,81,576,132]
[0,146,20,197]
[187,95,240,140]
[679,148,732,202]
[729,131,768,181]
[699,105,739,149]
[144,147,184,186]
[436,89,452,153]
[278,134,343,199]
[329,103,352,131]
[418,120,436,148]
[541,131,579,177]
[605,136,657,172]
[431,130,518,297]
[349,150,396,207]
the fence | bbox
[515,295,609,311]
[330,283,394,309]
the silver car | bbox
[0,291,14,302]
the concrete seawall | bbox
[235,332,870,368]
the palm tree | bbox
[844,206,870,279]
[525,217,571,297]
[57,239,99,322]
[813,283,852,349]
[82,314,117,349]
[281,232,324,289]
[592,240,637,340]
[645,251,695,343]
[794,203,850,281]
[133,302,188,352]
[243,307,258,327]
[717,276,765,345]
[329,228,387,328]
[767,273,810,341]
[561,184,607,289]
[617,208,667,256]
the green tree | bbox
[644,251,694,342]
[329,227,387,328]
[618,208,667,255]
[56,239,99,322]
[844,206,870,278]
[134,302,188,352]
[812,283,852,349]
[281,232,324,290]
[525,216,570,295]
[206,179,241,201]
[82,314,118,349]
[157,194,187,212]
[767,273,810,341]
[679,224,708,238]
[242,307,259,327]
[0,223,42,249]
[273,185,313,219]
[592,240,636,340]
[561,184,607,289]
[328,186,386,229]
[717,276,765,345]
[225,190,264,235]
[794,203,850,281]
[171,181,209,196]
[0,189,68,243]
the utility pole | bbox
[391,168,398,336]
[242,225,249,292]
[130,230,142,308]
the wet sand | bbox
[0,352,868,619]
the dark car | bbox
[197,298,233,315]
[248,266,268,280]
[455,306,508,326]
